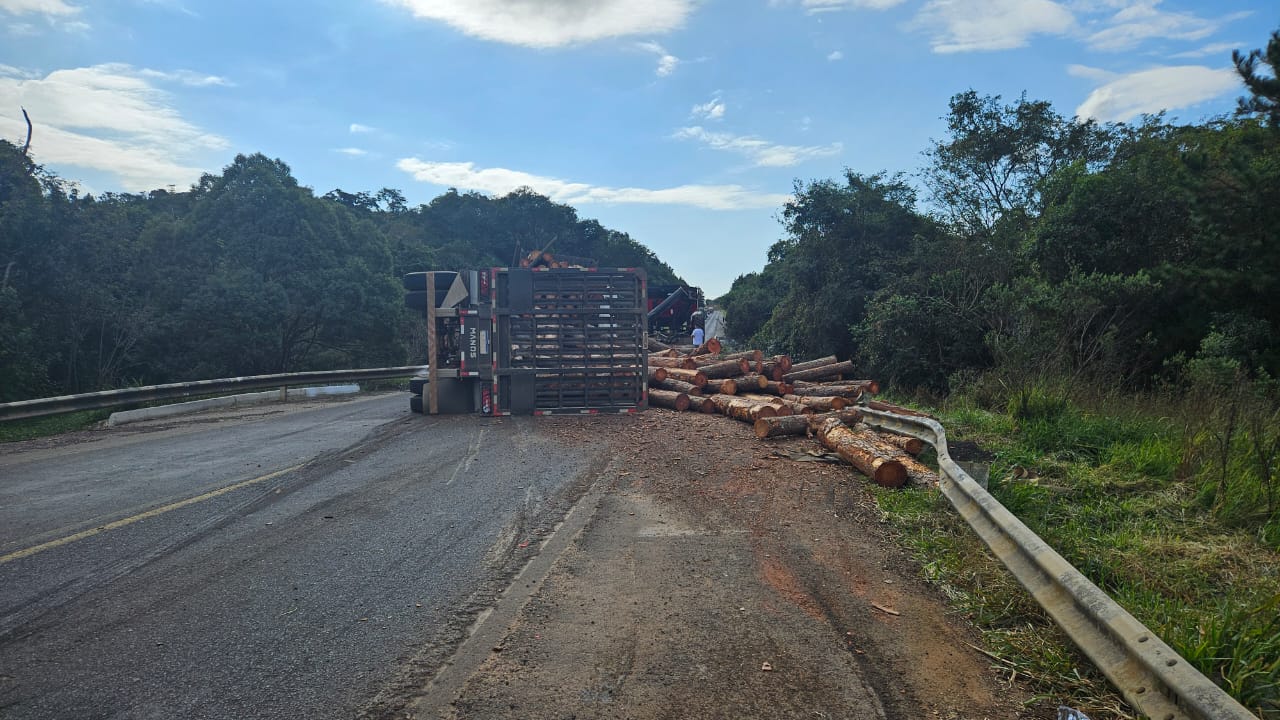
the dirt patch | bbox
[406,409,1038,719]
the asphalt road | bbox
[0,395,608,719]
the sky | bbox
[0,0,1273,297]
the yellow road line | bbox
[0,463,305,566]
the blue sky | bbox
[0,0,1272,296]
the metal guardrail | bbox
[0,366,427,422]
[858,407,1258,720]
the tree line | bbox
[720,30,1280,396]
[0,150,681,402]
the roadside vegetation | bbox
[718,28,1280,720]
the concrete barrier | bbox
[107,385,361,427]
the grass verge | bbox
[870,394,1280,719]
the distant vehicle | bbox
[646,284,704,344]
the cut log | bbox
[664,367,708,386]
[788,355,838,373]
[689,353,723,367]
[759,361,785,381]
[847,426,937,485]
[817,418,907,488]
[646,366,668,384]
[783,394,848,411]
[783,360,856,383]
[876,432,925,456]
[711,394,778,422]
[788,384,865,400]
[700,358,751,379]
[702,378,738,396]
[759,381,793,396]
[648,389,690,411]
[753,409,862,439]
[692,337,722,356]
[647,337,673,353]
[820,379,880,395]
[739,393,796,416]
[687,395,719,414]
[720,349,764,364]
[653,378,702,396]
[766,355,793,372]
[735,373,769,391]
[865,400,932,418]
[650,348,682,359]
[649,356,696,369]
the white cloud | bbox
[137,68,232,87]
[335,147,367,156]
[691,96,725,121]
[381,0,693,48]
[673,126,842,167]
[827,50,844,60]
[349,122,375,133]
[912,0,1075,53]
[0,64,228,191]
[1170,41,1245,59]
[396,158,789,210]
[1085,1,1247,52]
[1073,64,1240,122]
[1067,63,1116,82]
[637,41,679,76]
[0,0,78,16]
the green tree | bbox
[1234,29,1280,126]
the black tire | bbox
[409,377,426,395]
[409,394,423,413]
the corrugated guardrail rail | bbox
[858,407,1258,720]
[0,366,426,422]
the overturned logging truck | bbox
[405,267,648,415]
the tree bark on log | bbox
[711,394,778,421]
[783,360,856,382]
[876,432,925,456]
[788,355,838,373]
[647,337,673,353]
[759,361,785,381]
[653,378,702,396]
[787,384,865,400]
[702,378,738,395]
[846,426,936,485]
[753,409,862,439]
[720,349,764,364]
[700,358,751,379]
[795,379,880,395]
[783,394,848,411]
[865,400,932,418]
[735,373,769,391]
[739,394,798,416]
[759,381,793,396]
[817,418,907,488]
[646,366,668,384]
[649,356,696,369]
[689,353,722,367]
[648,389,690,411]
[687,395,718,414]
[663,367,708,386]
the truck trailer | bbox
[404,267,649,415]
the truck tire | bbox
[409,394,423,413]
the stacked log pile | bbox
[645,344,937,488]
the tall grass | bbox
[875,379,1280,718]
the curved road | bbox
[0,394,607,719]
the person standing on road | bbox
[692,325,705,347]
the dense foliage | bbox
[0,150,680,401]
[721,33,1280,396]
